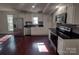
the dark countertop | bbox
[49,28,79,39]
[49,28,57,36]
[72,27,79,35]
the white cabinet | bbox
[24,28,31,35]
[57,36,64,54]
[57,36,79,55]
[67,4,75,24]
[67,4,79,24]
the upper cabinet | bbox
[67,4,79,24]
[73,4,79,24]
[66,4,75,24]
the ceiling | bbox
[0,3,59,14]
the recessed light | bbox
[56,6,60,8]
[32,5,35,8]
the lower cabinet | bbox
[57,36,79,55]
[57,36,64,55]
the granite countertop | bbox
[49,28,57,36]
[49,28,79,39]
[72,27,79,35]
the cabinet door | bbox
[57,36,64,55]
[67,4,75,24]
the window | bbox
[32,17,38,25]
[7,15,14,31]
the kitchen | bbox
[0,3,79,55]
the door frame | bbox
[13,18,24,36]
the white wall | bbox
[0,12,8,34]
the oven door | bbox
[50,32,58,48]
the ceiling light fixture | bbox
[56,5,60,9]
[32,5,35,8]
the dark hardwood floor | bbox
[0,35,57,55]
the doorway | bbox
[13,18,24,36]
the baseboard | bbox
[25,35,31,36]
